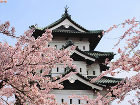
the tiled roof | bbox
[75,47,114,59]
[84,51,114,59]
[43,11,89,32]
[88,76,123,85]
[54,68,123,86]
[52,29,103,34]
[40,10,103,35]
[61,42,114,60]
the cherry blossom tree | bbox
[72,17,140,105]
[0,17,140,105]
[99,17,140,105]
[0,21,75,105]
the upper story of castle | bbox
[32,7,103,51]
[32,7,114,77]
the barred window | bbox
[93,71,95,75]
[70,99,72,104]
[57,67,59,72]
[61,99,64,103]
[55,45,57,49]
[78,99,81,104]
[80,68,82,72]
[83,46,85,50]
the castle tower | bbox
[32,8,122,104]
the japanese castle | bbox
[32,8,122,105]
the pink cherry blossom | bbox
[0,17,140,105]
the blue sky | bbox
[0,0,139,74]
[0,1,140,104]
[0,0,140,52]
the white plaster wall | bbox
[87,62,101,76]
[49,41,65,49]
[51,61,87,77]
[51,64,65,77]
[49,36,90,51]
[73,61,87,76]
[74,41,89,51]
[50,90,94,104]
[50,89,108,105]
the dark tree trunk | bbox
[15,95,23,105]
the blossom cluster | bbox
[88,17,140,105]
[0,22,74,104]
[0,17,140,105]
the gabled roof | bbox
[33,9,103,34]
[53,69,123,89]
[54,69,103,90]
[53,25,80,32]
[43,10,89,32]
[44,10,103,33]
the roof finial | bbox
[62,5,71,18]
[65,5,69,14]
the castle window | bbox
[93,71,95,75]
[57,67,59,72]
[78,99,81,104]
[64,68,67,72]
[61,99,64,103]
[70,99,72,104]
[55,45,57,49]
[80,68,82,72]
[83,46,85,50]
